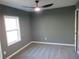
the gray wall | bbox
[0,5,32,58]
[76,1,79,8]
[32,6,75,44]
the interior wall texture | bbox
[0,5,32,58]
[32,6,75,44]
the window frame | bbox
[4,15,21,46]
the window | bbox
[4,16,21,46]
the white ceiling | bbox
[0,0,78,12]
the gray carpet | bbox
[10,43,79,59]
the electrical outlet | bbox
[45,37,47,40]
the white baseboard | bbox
[6,41,33,59]
[6,41,75,59]
[32,41,75,46]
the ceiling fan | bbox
[23,0,53,11]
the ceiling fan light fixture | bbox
[23,0,53,12]
[34,7,41,12]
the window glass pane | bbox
[4,16,18,31]
[4,16,21,46]
[6,30,19,44]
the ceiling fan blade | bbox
[42,3,53,8]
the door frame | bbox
[75,8,79,54]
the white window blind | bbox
[4,16,21,46]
